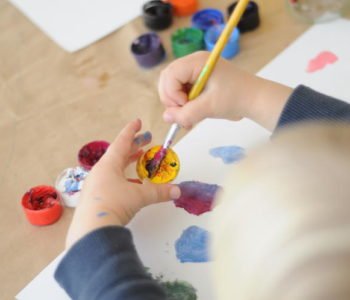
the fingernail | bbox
[170,186,181,199]
[163,112,174,123]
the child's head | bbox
[211,123,350,300]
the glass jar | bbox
[286,0,350,23]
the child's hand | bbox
[158,51,254,128]
[66,119,181,248]
[158,51,292,131]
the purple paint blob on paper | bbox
[209,145,245,164]
[174,181,221,215]
[175,225,210,263]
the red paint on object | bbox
[78,140,110,170]
[307,51,338,73]
[127,178,143,184]
[21,185,63,226]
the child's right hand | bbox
[158,51,259,129]
[158,51,293,131]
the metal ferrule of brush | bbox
[163,123,181,149]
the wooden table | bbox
[0,0,308,298]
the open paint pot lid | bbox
[21,185,63,226]
[171,27,204,58]
[191,8,225,32]
[55,166,89,207]
[168,0,198,16]
[78,140,110,170]
[205,24,240,59]
[136,145,180,184]
[143,0,173,30]
[227,1,260,33]
[131,32,166,68]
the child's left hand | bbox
[66,119,181,248]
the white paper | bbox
[9,0,145,52]
[257,18,350,102]
[17,18,350,300]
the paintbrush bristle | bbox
[146,147,167,178]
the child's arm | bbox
[159,52,350,131]
[55,119,181,300]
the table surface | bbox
[0,0,309,298]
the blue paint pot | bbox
[204,24,240,59]
[191,8,225,32]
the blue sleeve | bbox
[276,85,350,129]
[54,226,166,300]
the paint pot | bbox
[21,185,63,226]
[171,27,204,58]
[143,0,173,30]
[55,166,89,207]
[169,0,198,16]
[136,145,180,183]
[191,8,225,32]
[78,140,109,170]
[227,1,260,32]
[205,24,240,59]
[131,32,166,68]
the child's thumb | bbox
[162,95,210,129]
[141,181,181,204]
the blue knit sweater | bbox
[55,85,350,300]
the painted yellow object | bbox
[136,145,180,184]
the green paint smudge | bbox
[145,268,197,300]
[161,280,197,300]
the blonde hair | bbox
[211,123,350,300]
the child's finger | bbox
[139,180,181,205]
[158,52,207,107]
[131,131,152,154]
[128,149,144,164]
[162,93,210,128]
[105,119,142,169]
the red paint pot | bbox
[78,140,110,170]
[21,185,63,226]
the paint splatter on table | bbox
[174,181,221,215]
[175,225,210,263]
[209,145,245,164]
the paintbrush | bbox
[146,0,251,178]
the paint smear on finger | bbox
[174,181,221,215]
[175,225,210,263]
[307,51,338,73]
[209,145,245,164]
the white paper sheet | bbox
[16,18,350,300]
[257,18,350,102]
[9,0,145,52]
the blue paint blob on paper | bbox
[175,226,210,263]
[209,145,245,164]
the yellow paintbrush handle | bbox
[188,0,250,100]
